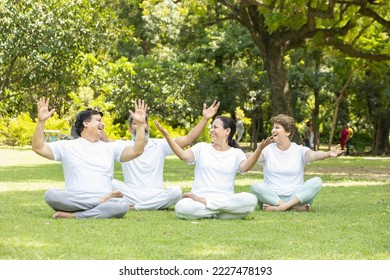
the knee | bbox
[175,198,192,216]
[238,192,257,205]
[108,200,130,218]
[248,193,258,206]
[311,177,323,190]
[170,186,183,199]
[250,182,265,195]
[246,193,258,210]
[44,189,59,204]
[117,202,130,218]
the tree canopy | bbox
[0,0,389,154]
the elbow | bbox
[32,143,42,155]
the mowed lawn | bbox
[0,146,389,260]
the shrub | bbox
[7,113,36,145]
[0,118,7,144]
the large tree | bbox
[0,0,114,116]
[186,0,390,115]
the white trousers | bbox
[112,179,182,210]
[175,192,257,220]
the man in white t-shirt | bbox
[32,97,148,219]
[111,101,220,211]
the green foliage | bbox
[43,113,71,131]
[351,133,372,154]
[0,0,388,154]
[0,118,7,144]
[104,113,128,140]
[149,115,187,139]
[2,113,35,146]
[0,0,116,115]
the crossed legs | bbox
[250,177,323,212]
[45,189,129,219]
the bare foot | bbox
[100,191,123,203]
[292,204,311,212]
[262,204,284,211]
[129,205,136,210]
[53,211,76,219]
[182,192,206,205]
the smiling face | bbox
[269,114,296,142]
[83,114,105,139]
[271,122,290,143]
[210,118,230,144]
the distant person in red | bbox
[339,124,349,150]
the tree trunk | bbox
[264,47,292,116]
[312,55,321,151]
[236,5,292,116]
[372,116,390,155]
[250,107,264,150]
[328,71,354,149]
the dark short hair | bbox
[75,108,103,136]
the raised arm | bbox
[32,97,56,160]
[154,120,195,163]
[120,99,148,162]
[174,100,220,148]
[305,144,344,163]
[240,136,273,172]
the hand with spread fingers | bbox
[37,97,56,122]
[129,99,148,126]
[329,144,344,158]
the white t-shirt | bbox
[117,139,173,189]
[260,142,310,196]
[49,138,125,196]
[189,142,246,197]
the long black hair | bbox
[214,115,239,148]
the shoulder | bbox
[232,147,245,156]
[152,138,167,145]
[190,142,209,151]
[263,142,275,152]
[292,142,309,151]
[115,139,133,146]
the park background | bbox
[0,0,389,154]
[0,0,389,261]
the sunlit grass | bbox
[0,147,389,260]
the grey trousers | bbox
[44,189,129,219]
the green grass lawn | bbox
[0,146,389,260]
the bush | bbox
[149,116,186,139]
[351,133,372,154]
[6,113,36,146]
[0,111,212,146]
[0,118,7,144]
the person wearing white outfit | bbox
[155,115,273,220]
[249,114,344,212]
[32,97,148,219]
[111,101,221,211]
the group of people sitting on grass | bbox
[32,97,344,220]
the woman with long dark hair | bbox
[154,115,272,219]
